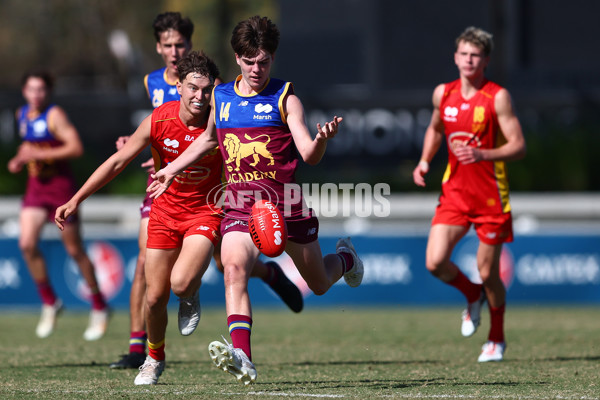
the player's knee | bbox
[63,242,87,261]
[306,280,328,296]
[425,257,444,276]
[18,240,37,259]
[145,290,168,312]
[478,268,499,285]
[223,263,249,285]
[170,276,192,298]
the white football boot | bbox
[478,341,506,362]
[83,307,110,341]
[134,356,165,385]
[36,299,64,338]
[461,291,486,337]
[208,338,257,385]
[178,290,201,336]
[336,237,364,287]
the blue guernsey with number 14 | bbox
[213,75,306,219]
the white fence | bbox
[1,192,599,239]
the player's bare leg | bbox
[136,247,176,384]
[171,235,213,336]
[19,207,63,338]
[110,218,148,368]
[214,240,303,312]
[61,221,109,340]
[209,232,257,384]
[426,224,485,337]
[286,240,342,295]
[477,242,506,362]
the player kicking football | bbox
[149,15,363,385]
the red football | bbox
[248,200,287,257]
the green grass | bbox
[1,306,599,399]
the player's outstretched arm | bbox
[285,94,342,166]
[55,116,152,230]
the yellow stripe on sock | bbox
[228,322,251,333]
[147,339,165,349]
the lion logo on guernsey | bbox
[222,133,275,172]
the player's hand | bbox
[413,160,429,187]
[115,135,130,150]
[141,157,155,174]
[147,169,173,199]
[7,156,24,173]
[454,144,482,165]
[55,201,77,231]
[315,116,343,141]
[15,142,38,162]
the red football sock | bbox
[447,270,482,303]
[263,262,278,285]
[89,288,107,310]
[148,339,165,361]
[129,331,147,354]
[227,314,252,361]
[488,304,505,343]
[337,252,354,273]
[36,280,57,305]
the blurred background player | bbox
[56,51,224,385]
[413,26,526,362]
[7,69,109,341]
[149,15,362,385]
[109,11,303,371]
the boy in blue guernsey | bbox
[149,15,364,385]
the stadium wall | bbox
[1,233,599,310]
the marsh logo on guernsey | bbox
[164,138,179,148]
[254,103,273,120]
[454,237,515,290]
[255,103,273,113]
[443,106,459,122]
[64,241,125,302]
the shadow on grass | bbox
[242,377,541,391]
[512,355,600,362]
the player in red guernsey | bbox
[413,27,526,362]
[108,11,195,371]
[55,52,222,385]
[8,70,109,341]
[149,16,364,385]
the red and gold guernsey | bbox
[439,78,511,215]
[213,76,306,220]
[149,101,223,218]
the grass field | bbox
[1,306,599,399]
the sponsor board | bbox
[0,234,599,308]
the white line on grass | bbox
[6,389,599,400]
[224,392,599,400]
[225,392,345,398]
